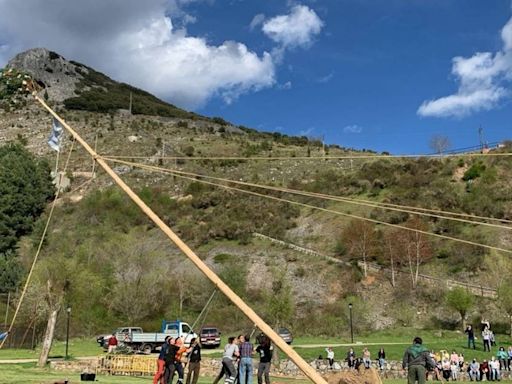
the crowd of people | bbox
[151,333,273,384]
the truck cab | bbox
[161,320,196,345]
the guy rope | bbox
[29,92,329,384]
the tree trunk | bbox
[38,307,59,367]
[390,253,396,288]
[461,313,467,331]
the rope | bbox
[100,151,512,161]
[0,136,76,349]
[101,158,512,255]
[102,158,512,229]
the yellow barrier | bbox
[97,355,157,376]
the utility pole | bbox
[478,125,484,152]
[129,92,133,115]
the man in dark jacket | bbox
[402,337,435,384]
[186,337,201,384]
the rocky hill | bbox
[1,48,512,339]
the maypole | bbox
[31,93,328,384]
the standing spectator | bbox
[362,348,371,369]
[346,348,356,369]
[185,337,201,384]
[239,335,253,384]
[490,356,500,381]
[402,337,436,384]
[497,346,507,371]
[465,325,476,350]
[507,346,512,371]
[490,330,496,347]
[377,348,386,370]
[325,347,334,369]
[153,336,171,384]
[480,359,490,381]
[482,327,492,352]
[469,359,480,381]
[107,333,118,354]
[222,337,240,384]
[255,336,272,384]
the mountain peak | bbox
[7,48,85,102]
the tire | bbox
[142,344,153,354]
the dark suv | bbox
[199,326,221,348]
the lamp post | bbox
[348,303,354,344]
[65,307,71,359]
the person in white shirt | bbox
[325,347,334,369]
[489,356,500,381]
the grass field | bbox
[0,363,407,384]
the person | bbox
[458,353,465,370]
[362,348,371,369]
[490,329,497,347]
[173,337,187,384]
[164,337,179,384]
[346,348,355,369]
[239,335,253,384]
[107,333,118,354]
[153,336,171,384]
[489,356,500,381]
[497,346,507,371]
[480,359,490,381]
[255,336,272,384]
[402,337,435,384]
[222,337,239,384]
[325,347,334,369]
[465,325,476,350]
[450,360,459,381]
[507,346,512,371]
[469,359,480,381]
[186,337,201,384]
[377,348,386,370]
[482,327,492,352]
[441,358,451,381]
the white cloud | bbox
[277,81,292,90]
[250,14,266,30]
[343,125,363,134]
[418,17,512,118]
[262,5,323,49]
[0,0,275,109]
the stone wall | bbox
[50,357,512,381]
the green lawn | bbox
[0,338,101,360]
[0,364,314,384]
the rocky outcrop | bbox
[7,48,85,102]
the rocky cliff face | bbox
[7,48,85,102]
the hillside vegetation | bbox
[1,53,512,343]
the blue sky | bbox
[0,0,511,154]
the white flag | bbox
[48,118,63,152]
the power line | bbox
[101,158,512,255]
[102,157,512,231]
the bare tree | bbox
[429,135,451,154]
[384,229,401,287]
[398,217,432,288]
[342,220,377,277]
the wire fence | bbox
[253,233,497,298]
[97,355,156,376]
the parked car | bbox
[256,327,293,345]
[199,326,221,348]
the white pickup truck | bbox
[98,321,197,354]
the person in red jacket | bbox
[107,333,118,353]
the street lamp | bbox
[65,307,71,359]
[348,303,354,344]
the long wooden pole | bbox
[33,94,328,384]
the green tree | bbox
[445,286,474,330]
[0,143,53,291]
[266,272,294,328]
[497,280,512,337]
